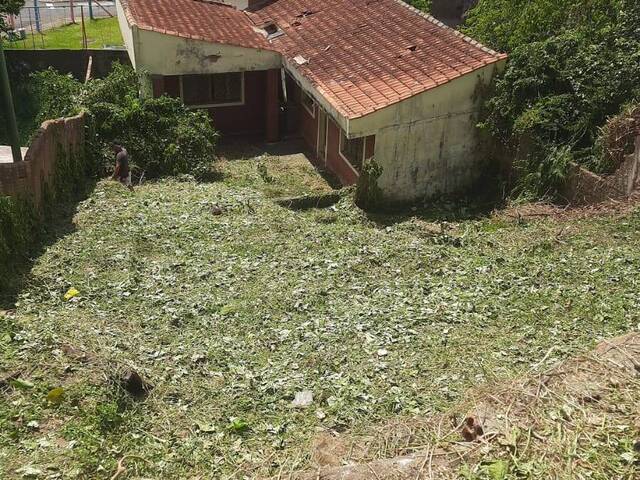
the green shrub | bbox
[0,195,39,290]
[405,0,431,12]
[0,0,24,32]
[0,64,40,146]
[464,0,640,199]
[90,95,218,179]
[355,158,384,210]
[79,61,139,109]
[513,145,573,201]
[3,64,218,180]
[463,0,623,53]
[78,64,218,179]
[594,103,640,174]
[30,69,83,125]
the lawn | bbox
[1,152,639,479]
[5,17,123,50]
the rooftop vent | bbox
[253,21,285,40]
[263,22,279,35]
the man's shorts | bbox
[119,172,132,187]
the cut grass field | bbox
[1,151,639,478]
[6,17,123,50]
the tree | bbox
[462,0,640,199]
[463,0,622,53]
[406,0,431,12]
[0,0,24,32]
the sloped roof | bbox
[120,0,273,50]
[121,0,507,119]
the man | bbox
[111,142,134,191]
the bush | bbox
[0,63,41,146]
[405,0,431,12]
[464,0,640,199]
[30,68,83,125]
[85,64,219,179]
[463,0,623,53]
[0,195,39,284]
[513,145,573,201]
[4,64,218,180]
[594,103,640,174]
[90,95,218,179]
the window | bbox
[301,91,316,117]
[181,72,244,107]
[339,132,364,172]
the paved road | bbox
[13,0,115,32]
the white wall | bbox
[116,0,137,68]
[116,0,281,75]
[349,61,505,203]
[135,30,281,75]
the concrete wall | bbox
[5,49,130,80]
[117,0,137,67]
[349,62,504,203]
[133,29,281,75]
[563,136,640,205]
[0,113,86,207]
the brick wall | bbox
[0,112,87,206]
[563,136,640,205]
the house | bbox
[116,0,506,204]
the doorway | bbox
[317,109,328,165]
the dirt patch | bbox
[275,190,350,211]
[291,332,640,479]
[497,192,640,222]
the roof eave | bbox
[392,0,507,60]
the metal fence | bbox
[5,1,118,49]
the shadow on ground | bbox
[0,182,97,310]
[217,136,343,190]
[365,193,506,227]
[362,167,511,226]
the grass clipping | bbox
[2,152,640,479]
[295,333,640,479]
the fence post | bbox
[0,39,23,162]
[33,0,42,32]
[27,8,37,49]
[70,0,76,24]
[81,6,87,49]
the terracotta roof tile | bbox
[120,0,273,51]
[122,0,507,119]
[248,0,506,118]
